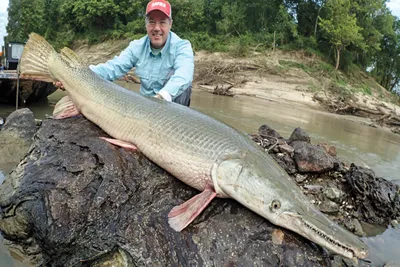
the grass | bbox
[279,60,310,72]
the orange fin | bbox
[53,96,80,119]
[168,187,216,231]
[99,137,137,150]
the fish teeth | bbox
[301,218,353,253]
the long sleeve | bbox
[160,40,194,98]
[89,41,139,81]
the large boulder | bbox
[346,164,400,225]
[0,108,36,165]
[0,117,331,266]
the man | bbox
[57,0,194,106]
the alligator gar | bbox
[20,33,368,260]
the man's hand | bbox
[53,81,65,91]
[154,93,164,99]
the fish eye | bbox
[270,200,281,211]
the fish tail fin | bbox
[19,33,56,82]
[60,47,85,67]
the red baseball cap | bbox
[146,0,172,18]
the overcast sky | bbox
[1,0,400,48]
[0,0,8,47]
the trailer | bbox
[3,41,25,70]
[0,41,24,110]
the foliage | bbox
[4,0,400,94]
[318,0,364,70]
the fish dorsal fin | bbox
[60,47,85,67]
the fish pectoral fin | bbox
[53,96,81,119]
[99,137,137,150]
[168,187,216,232]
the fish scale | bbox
[55,65,245,192]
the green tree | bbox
[7,0,45,42]
[319,0,364,70]
[216,1,246,36]
[372,18,400,91]
[60,0,120,33]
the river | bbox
[0,82,399,266]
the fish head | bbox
[213,154,368,260]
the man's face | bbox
[146,10,172,49]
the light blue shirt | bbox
[89,32,194,99]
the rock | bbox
[271,153,297,174]
[0,108,37,164]
[345,164,400,225]
[279,144,294,155]
[324,187,344,203]
[303,185,324,193]
[295,174,307,183]
[258,124,283,139]
[344,219,365,237]
[0,117,329,266]
[271,229,285,245]
[2,108,37,140]
[390,220,399,228]
[318,200,339,214]
[291,141,337,173]
[288,128,310,144]
[318,142,337,157]
[330,255,344,267]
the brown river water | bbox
[0,82,399,266]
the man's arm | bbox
[89,41,139,81]
[158,40,194,101]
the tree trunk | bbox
[390,77,400,92]
[273,30,276,52]
[335,46,341,70]
[314,6,323,38]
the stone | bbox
[2,108,36,140]
[271,153,297,174]
[288,127,310,144]
[318,200,339,214]
[324,187,344,203]
[318,142,337,156]
[345,164,400,225]
[295,174,307,183]
[344,219,365,237]
[0,108,37,164]
[279,144,294,155]
[390,220,399,228]
[258,124,283,139]
[291,141,337,173]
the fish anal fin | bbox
[168,187,216,232]
[53,95,80,119]
[99,137,137,151]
